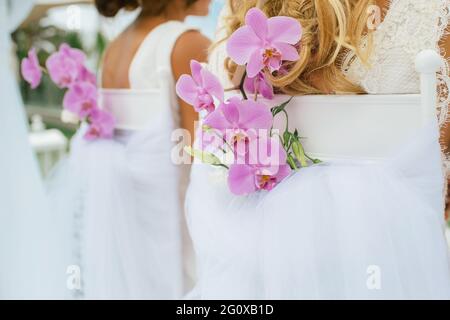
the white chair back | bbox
[269,50,443,160]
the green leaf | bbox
[287,154,298,170]
[271,97,294,117]
[184,146,225,167]
[292,140,308,168]
[283,131,291,148]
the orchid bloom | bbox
[84,109,116,141]
[21,49,42,89]
[244,71,274,100]
[77,65,97,86]
[204,98,273,153]
[176,60,224,114]
[46,43,86,88]
[63,82,98,118]
[228,136,291,195]
[227,8,302,78]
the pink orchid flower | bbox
[244,71,274,100]
[84,109,116,141]
[204,98,273,156]
[78,65,97,86]
[176,60,224,114]
[21,48,42,89]
[228,136,291,195]
[46,43,86,88]
[63,82,98,118]
[227,7,302,78]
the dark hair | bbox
[95,0,198,18]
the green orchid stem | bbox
[282,109,290,134]
[213,164,230,170]
[206,128,233,153]
[216,131,234,152]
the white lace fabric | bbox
[342,0,449,127]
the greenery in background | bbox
[13,23,83,108]
[12,20,108,138]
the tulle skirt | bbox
[48,127,185,299]
[186,122,450,300]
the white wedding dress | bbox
[186,0,450,299]
[0,0,69,299]
[48,21,194,299]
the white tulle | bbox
[47,21,195,299]
[186,121,450,299]
[48,124,184,299]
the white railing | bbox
[28,114,68,176]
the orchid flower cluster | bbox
[21,44,115,140]
[176,8,319,196]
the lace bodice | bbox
[343,0,449,127]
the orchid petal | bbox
[21,49,42,89]
[176,75,199,105]
[228,164,257,195]
[275,164,292,182]
[203,105,230,130]
[201,68,224,102]
[227,26,262,66]
[243,75,257,94]
[245,8,268,41]
[238,100,272,130]
[258,75,274,99]
[190,60,203,85]
[246,50,265,78]
[60,43,86,64]
[222,101,240,125]
[267,16,303,45]
[274,42,300,62]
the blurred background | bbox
[11,0,223,176]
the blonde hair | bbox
[223,0,375,95]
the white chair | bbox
[29,114,68,177]
[268,50,443,161]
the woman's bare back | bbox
[101,17,170,89]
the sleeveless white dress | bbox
[48,21,194,299]
[185,0,450,299]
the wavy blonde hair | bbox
[223,0,375,95]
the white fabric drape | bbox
[0,0,67,299]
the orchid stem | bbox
[239,70,248,100]
[213,130,233,153]
[213,164,230,170]
[282,109,289,134]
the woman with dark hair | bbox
[49,0,211,299]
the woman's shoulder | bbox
[172,30,211,67]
